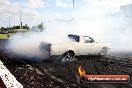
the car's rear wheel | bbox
[58,50,75,62]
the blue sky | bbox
[0,0,85,27]
[0,0,132,27]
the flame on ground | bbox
[78,66,86,76]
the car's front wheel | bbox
[58,50,75,62]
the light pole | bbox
[9,16,10,29]
[20,10,22,29]
[73,0,74,8]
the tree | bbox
[37,22,44,32]
[23,24,29,29]
[0,27,4,33]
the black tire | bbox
[58,50,75,62]
[98,47,108,56]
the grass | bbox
[0,34,10,39]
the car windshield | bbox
[68,34,79,42]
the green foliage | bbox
[23,24,29,29]
[0,27,9,34]
[0,24,30,34]
[0,22,45,33]
[37,22,44,32]
[12,25,20,29]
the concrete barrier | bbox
[0,60,23,88]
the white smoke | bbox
[8,0,132,59]
[7,28,72,59]
[70,0,132,51]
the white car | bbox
[40,34,111,62]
